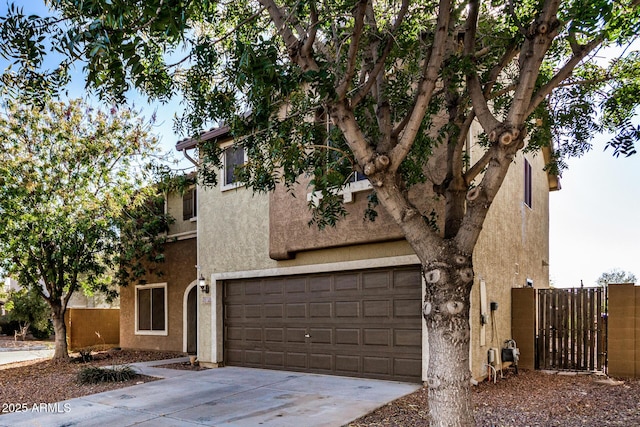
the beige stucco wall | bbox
[166,188,198,237]
[120,237,197,353]
[470,148,551,379]
[196,135,552,379]
[196,181,417,364]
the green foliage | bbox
[76,365,137,384]
[596,268,637,287]
[5,287,51,335]
[0,98,169,356]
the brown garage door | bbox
[224,266,422,383]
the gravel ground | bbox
[3,337,639,425]
[348,369,640,426]
[0,337,181,411]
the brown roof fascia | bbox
[175,125,231,151]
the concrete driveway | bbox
[0,348,54,366]
[0,358,421,427]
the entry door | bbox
[187,286,197,354]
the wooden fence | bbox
[64,308,119,350]
[536,288,606,371]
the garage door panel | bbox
[394,358,422,377]
[363,357,391,375]
[394,299,421,317]
[227,326,243,341]
[336,355,360,373]
[363,300,390,317]
[224,266,422,383]
[264,303,284,318]
[309,328,332,344]
[244,304,262,318]
[245,350,262,365]
[264,352,284,367]
[285,278,306,293]
[363,329,390,346]
[310,354,333,370]
[394,329,421,347]
[310,302,332,318]
[264,280,284,295]
[394,268,423,288]
[335,328,360,345]
[245,328,262,341]
[286,352,307,368]
[362,271,389,289]
[244,282,262,295]
[336,301,359,317]
[265,328,284,342]
[335,274,358,291]
[226,304,243,319]
[286,303,307,318]
[286,328,306,343]
[309,276,331,292]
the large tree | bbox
[2,0,640,424]
[0,98,168,360]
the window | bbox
[524,159,532,208]
[221,144,246,191]
[307,124,371,204]
[135,283,167,335]
[183,187,197,221]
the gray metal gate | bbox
[536,288,607,372]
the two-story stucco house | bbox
[163,123,559,383]
[119,182,199,354]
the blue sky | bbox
[2,1,638,287]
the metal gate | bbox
[536,288,607,372]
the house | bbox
[172,122,558,383]
[119,183,199,354]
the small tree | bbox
[5,287,52,339]
[0,98,168,360]
[597,268,637,287]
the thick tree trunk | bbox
[423,259,475,427]
[50,303,69,362]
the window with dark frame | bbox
[137,285,166,332]
[524,159,532,208]
[182,187,197,220]
[224,145,245,186]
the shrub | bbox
[77,365,138,384]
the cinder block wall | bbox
[607,284,639,378]
[511,288,536,370]
[64,308,120,350]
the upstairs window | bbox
[307,123,370,204]
[183,187,197,221]
[524,159,532,208]
[221,144,246,191]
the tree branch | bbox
[389,0,452,172]
[526,37,603,117]
[351,0,410,107]
[258,0,319,71]
[336,0,368,100]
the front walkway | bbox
[0,358,421,427]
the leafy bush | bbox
[77,365,138,384]
[5,288,53,338]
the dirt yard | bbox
[2,337,639,425]
[348,369,640,426]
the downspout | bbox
[182,148,199,167]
